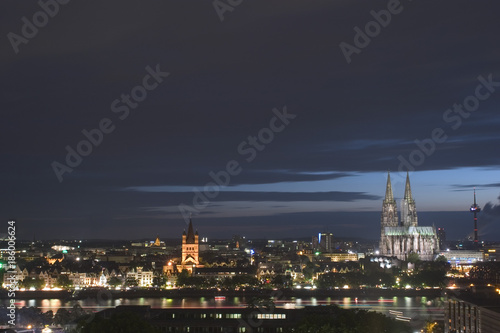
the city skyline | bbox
[2,1,500,241]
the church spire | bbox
[153,234,161,247]
[401,172,418,227]
[186,218,195,243]
[380,171,399,254]
[404,172,413,200]
[384,171,395,203]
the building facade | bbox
[379,172,438,261]
[177,219,200,273]
[446,294,500,333]
[319,232,334,253]
[438,227,447,250]
[95,305,335,333]
[126,267,153,287]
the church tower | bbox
[179,218,199,273]
[381,171,399,228]
[400,172,418,227]
[380,172,398,254]
[379,171,437,260]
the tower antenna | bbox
[469,187,481,247]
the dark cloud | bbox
[125,190,380,203]
[480,195,500,236]
[1,1,500,239]
[451,183,500,191]
[17,210,497,242]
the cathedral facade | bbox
[379,172,438,261]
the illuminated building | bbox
[319,232,334,253]
[379,172,438,261]
[99,271,107,286]
[438,228,446,250]
[484,247,499,261]
[177,218,201,274]
[163,261,175,276]
[126,267,153,287]
[46,253,64,265]
[95,306,299,332]
[2,266,28,289]
[312,236,319,250]
[321,252,358,262]
[439,250,484,267]
[446,292,500,333]
[151,235,162,247]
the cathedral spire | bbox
[380,171,399,254]
[404,172,413,200]
[401,172,418,227]
[384,171,395,203]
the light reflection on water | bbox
[0,296,445,319]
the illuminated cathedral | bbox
[379,172,438,261]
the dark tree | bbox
[56,274,73,288]
[108,276,123,288]
[303,261,316,280]
[20,277,45,290]
[153,275,166,287]
[176,269,190,287]
[124,277,139,287]
[54,308,71,326]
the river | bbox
[3,295,445,326]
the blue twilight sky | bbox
[1,0,500,241]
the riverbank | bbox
[0,287,445,300]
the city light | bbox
[4,2,500,333]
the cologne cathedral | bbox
[379,172,438,261]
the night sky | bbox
[2,1,500,241]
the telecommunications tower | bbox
[469,188,481,247]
